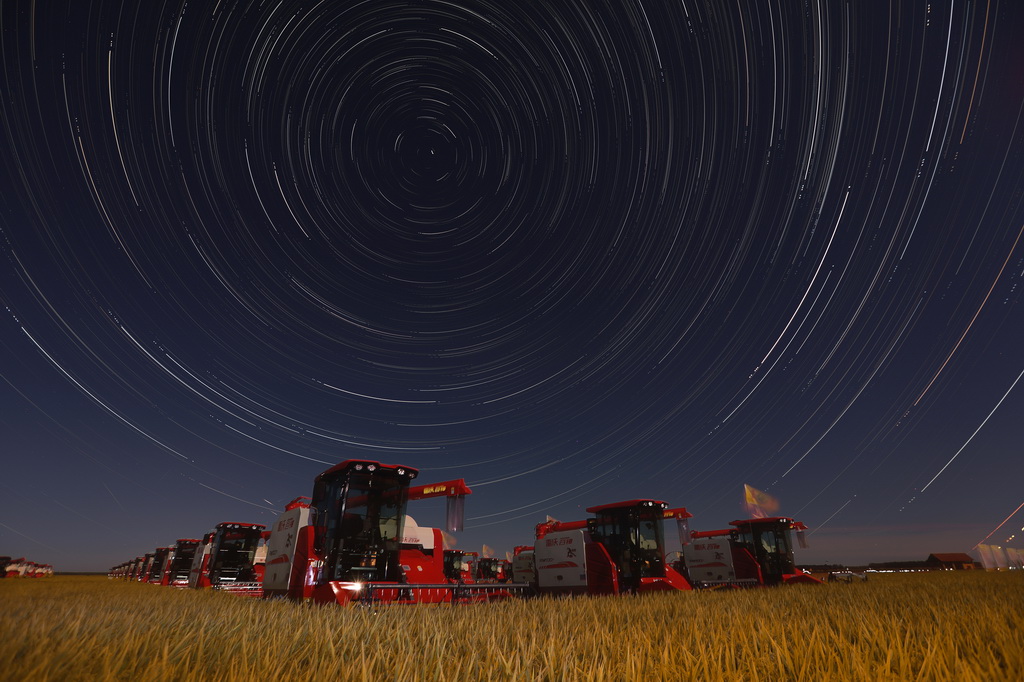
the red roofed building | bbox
[926,553,977,570]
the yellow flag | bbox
[744,484,779,518]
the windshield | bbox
[444,552,474,581]
[209,527,263,584]
[168,543,198,581]
[589,507,667,589]
[316,469,408,583]
[734,522,796,582]
[477,558,507,580]
[148,549,169,581]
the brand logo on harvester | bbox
[421,485,447,495]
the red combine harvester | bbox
[475,558,512,583]
[678,516,822,587]
[5,558,31,578]
[128,557,145,581]
[13,561,49,577]
[262,459,525,605]
[138,553,155,582]
[187,522,266,595]
[161,538,201,587]
[443,550,478,584]
[1,557,20,578]
[146,547,172,584]
[530,500,693,595]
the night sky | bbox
[3,1,1023,573]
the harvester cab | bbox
[311,461,415,588]
[585,500,691,593]
[147,547,172,584]
[475,557,511,583]
[443,550,478,583]
[163,539,201,587]
[139,553,155,582]
[186,523,265,592]
[534,500,692,595]
[206,522,266,594]
[727,517,817,586]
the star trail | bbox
[2,1,1023,571]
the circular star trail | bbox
[2,1,1024,569]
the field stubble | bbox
[1,572,1021,681]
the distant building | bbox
[926,553,977,570]
[866,560,930,572]
[864,553,980,572]
[807,553,982,573]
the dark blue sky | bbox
[2,1,1023,572]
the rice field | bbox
[1,571,1021,681]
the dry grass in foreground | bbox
[1,571,1022,681]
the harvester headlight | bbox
[354,464,363,470]
[367,464,377,472]
[397,468,405,475]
